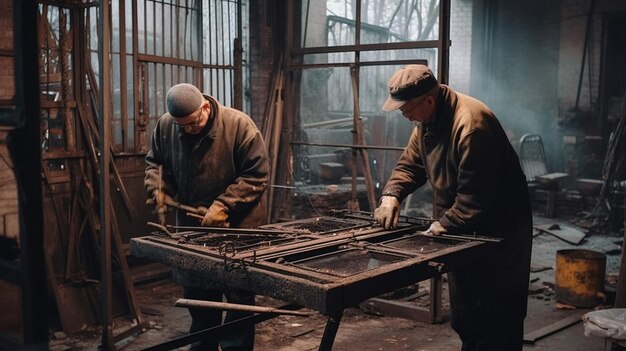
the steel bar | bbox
[174,299,309,317]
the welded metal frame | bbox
[130,215,498,350]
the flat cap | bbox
[166,83,204,117]
[382,65,439,112]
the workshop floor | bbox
[2,214,624,351]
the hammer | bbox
[146,165,208,224]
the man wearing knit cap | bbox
[375,65,532,351]
[145,83,269,351]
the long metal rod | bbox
[174,299,309,316]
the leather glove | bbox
[425,221,447,236]
[374,196,400,230]
[149,189,174,225]
[201,201,230,228]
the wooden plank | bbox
[534,223,586,245]
[523,314,583,344]
[359,297,432,323]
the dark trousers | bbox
[449,264,528,351]
[456,318,524,351]
[184,287,255,351]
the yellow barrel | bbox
[555,249,606,308]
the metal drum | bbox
[555,249,606,308]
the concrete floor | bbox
[1,214,624,350]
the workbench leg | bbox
[429,276,444,323]
[319,310,343,351]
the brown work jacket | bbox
[145,95,269,228]
[382,85,533,330]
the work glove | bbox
[148,189,174,225]
[425,221,447,236]
[201,201,230,228]
[374,195,400,230]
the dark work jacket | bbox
[382,86,533,334]
[145,95,269,228]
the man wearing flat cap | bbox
[375,65,532,351]
[145,83,269,351]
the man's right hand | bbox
[374,195,400,230]
[150,189,174,224]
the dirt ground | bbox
[43,280,462,351]
[2,214,625,351]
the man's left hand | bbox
[201,202,230,227]
[425,221,447,236]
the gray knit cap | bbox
[166,83,204,117]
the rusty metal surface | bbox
[130,213,497,314]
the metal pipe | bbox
[174,299,309,317]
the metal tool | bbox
[163,198,207,216]
[146,165,208,225]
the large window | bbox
[288,0,446,204]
